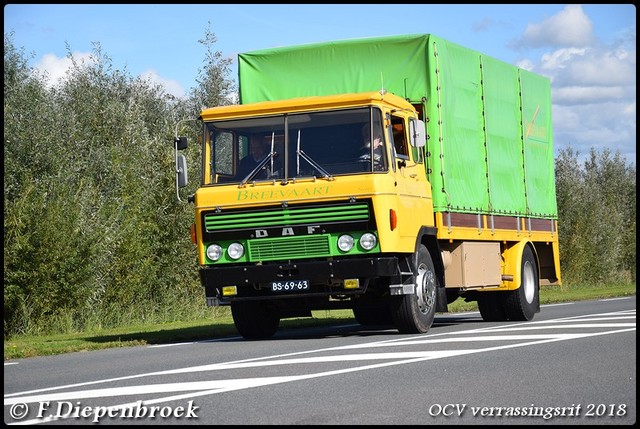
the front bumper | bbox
[200,256,400,304]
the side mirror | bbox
[174,136,188,151]
[409,119,426,148]
[172,119,198,203]
[177,154,188,188]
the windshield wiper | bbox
[240,133,278,186]
[295,130,333,180]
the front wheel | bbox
[390,245,438,334]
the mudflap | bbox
[436,286,448,313]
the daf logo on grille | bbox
[254,225,321,238]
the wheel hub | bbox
[522,260,535,303]
[415,263,436,314]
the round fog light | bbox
[359,233,377,250]
[227,242,245,260]
[206,244,223,261]
[337,234,355,252]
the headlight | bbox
[206,244,223,261]
[359,233,377,250]
[227,242,245,260]
[337,234,354,252]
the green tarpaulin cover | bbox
[238,34,557,218]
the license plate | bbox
[270,280,310,293]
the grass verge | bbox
[4,283,635,360]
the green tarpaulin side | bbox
[238,34,557,218]
[425,36,556,218]
[520,69,557,217]
[482,56,527,215]
[424,36,489,213]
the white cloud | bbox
[140,69,186,98]
[515,58,535,71]
[553,85,632,105]
[553,100,636,162]
[33,53,186,99]
[538,47,587,71]
[34,52,94,88]
[540,46,636,89]
[512,5,636,165]
[519,4,595,48]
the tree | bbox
[555,146,636,285]
[188,21,238,113]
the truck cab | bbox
[174,91,443,339]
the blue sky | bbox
[4,4,636,165]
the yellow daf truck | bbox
[173,34,561,339]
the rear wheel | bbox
[504,245,539,321]
[390,245,437,334]
[231,300,280,340]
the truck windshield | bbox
[204,107,386,185]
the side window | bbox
[390,115,409,159]
[238,135,250,160]
[408,119,424,164]
[213,131,235,177]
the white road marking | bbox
[5,309,635,425]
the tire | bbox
[504,245,539,321]
[231,300,280,340]
[390,244,438,334]
[478,292,508,322]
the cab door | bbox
[386,112,434,242]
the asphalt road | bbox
[4,296,636,425]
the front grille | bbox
[204,203,369,233]
[248,235,331,261]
